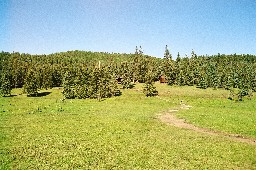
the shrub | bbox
[143,82,158,97]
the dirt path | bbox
[157,104,256,145]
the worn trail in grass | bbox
[158,104,256,146]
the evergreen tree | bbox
[135,46,139,55]
[164,45,171,60]
[62,71,75,99]
[191,49,197,59]
[176,52,181,62]
[0,71,11,97]
[143,82,158,97]
[73,69,88,99]
[198,75,208,89]
[143,71,158,97]
[23,69,40,96]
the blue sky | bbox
[1,0,256,58]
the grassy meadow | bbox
[0,83,256,169]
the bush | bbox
[143,82,158,97]
[228,88,252,101]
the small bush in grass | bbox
[143,82,158,97]
[228,88,252,101]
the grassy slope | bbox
[0,97,12,169]
[164,86,256,138]
[0,84,255,169]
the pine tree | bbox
[224,74,233,90]
[62,71,75,99]
[23,69,40,96]
[191,49,197,59]
[143,71,158,97]
[121,73,132,89]
[135,46,139,55]
[251,75,256,92]
[139,46,143,55]
[143,82,158,97]
[162,45,173,84]
[73,69,88,99]
[132,46,140,83]
[0,71,11,97]
[164,45,171,60]
[176,52,181,62]
[198,75,208,89]
[120,62,133,89]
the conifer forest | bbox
[1,47,256,101]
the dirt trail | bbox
[158,104,256,145]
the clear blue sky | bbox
[1,0,256,58]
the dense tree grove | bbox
[0,50,161,98]
[0,49,256,100]
[163,51,256,100]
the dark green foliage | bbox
[0,53,13,96]
[0,71,11,97]
[121,74,133,89]
[164,45,172,60]
[1,50,256,101]
[160,52,256,101]
[131,46,161,83]
[143,68,158,97]
[23,69,40,96]
[62,71,75,99]
[62,65,119,100]
[117,62,133,89]
[89,67,112,100]
[52,69,62,87]
[198,76,208,89]
[251,75,256,92]
[73,69,89,99]
[161,46,175,85]
[228,88,251,101]
[176,53,181,62]
[143,82,158,97]
[39,65,52,89]
[0,50,157,99]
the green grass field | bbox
[0,83,256,169]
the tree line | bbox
[1,48,256,100]
[163,48,256,100]
[0,49,161,99]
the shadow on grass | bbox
[114,90,122,97]
[28,92,52,97]
[2,94,18,97]
[121,83,135,89]
[129,84,135,89]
